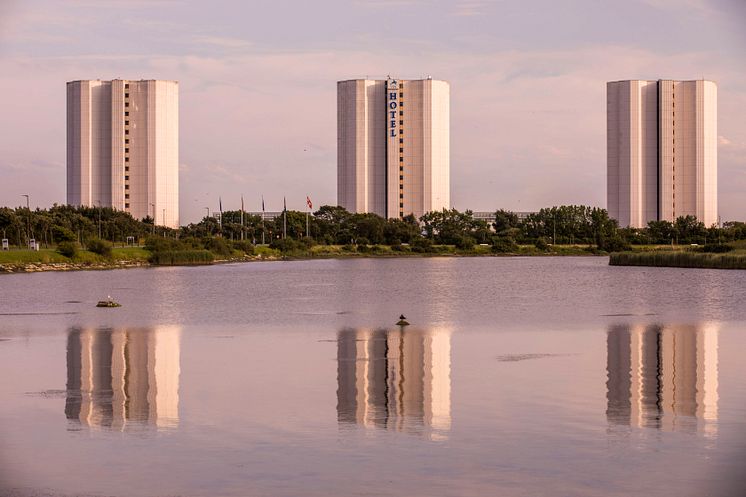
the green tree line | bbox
[2,203,745,252]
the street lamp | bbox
[95,200,102,239]
[150,203,155,234]
[21,194,30,246]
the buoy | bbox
[396,314,410,326]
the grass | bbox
[0,246,151,267]
[0,249,69,264]
[610,250,746,270]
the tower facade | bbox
[337,78,449,219]
[67,79,179,228]
[607,80,717,228]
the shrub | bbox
[491,237,519,254]
[411,237,433,253]
[454,235,475,250]
[341,243,356,252]
[203,237,232,257]
[52,226,76,243]
[701,244,734,253]
[599,236,631,253]
[269,238,302,253]
[534,237,549,251]
[145,235,184,252]
[57,241,78,258]
[231,240,255,255]
[86,238,113,258]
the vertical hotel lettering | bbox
[386,78,405,218]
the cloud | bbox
[451,1,489,16]
[0,1,744,222]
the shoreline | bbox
[0,250,604,274]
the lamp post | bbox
[150,203,155,235]
[21,194,30,247]
[96,200,102,239]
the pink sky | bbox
[0,0,744,223]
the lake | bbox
[1,257,745,496]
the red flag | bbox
[306,196,313,210]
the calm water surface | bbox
[1,257,745,496]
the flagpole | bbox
[261,195,265,245]
[283,197,287,240]
[305,195,310,239]
[240,195,245,241]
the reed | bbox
[149,249,214,265]
[609,251,746,270]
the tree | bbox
[493,209,519,233]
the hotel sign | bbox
[387,79,398,137]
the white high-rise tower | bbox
[607,80,717,228]
[67,79,179,228]
[337,78,450,220]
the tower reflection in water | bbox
[336,327,451,440]
[606,323,718,435]
[65,326,181,431]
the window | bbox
[125,157,129,162]
[399,111,403,116]
[399,92,403,97]
[399,129,403,135]
[125,83,129,89]
[399,101,404,107]
[399,193,403,199]
[399,138,403,144]
[125,194,130,199]
[125,184,129,190]
[399,203,404,208]
[125,203,130,209]
[125,139,129,144]
[125,120,129,125]
[125,148,129,153]
[399,120,403,125]
[399,175,403,180]
[125,93,129,98]
[125,175,129,180]
[125,111,129,116]
[125,166,129,171]
[399,148,403,153]
[399,157,403,162]
[125,102,129,107]
[125,130,129,135]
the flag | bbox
[219,197,223,214]
[306,196,313,210]
[283,196,287,212]
[262,195,265,212]
[241,195,244,212]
